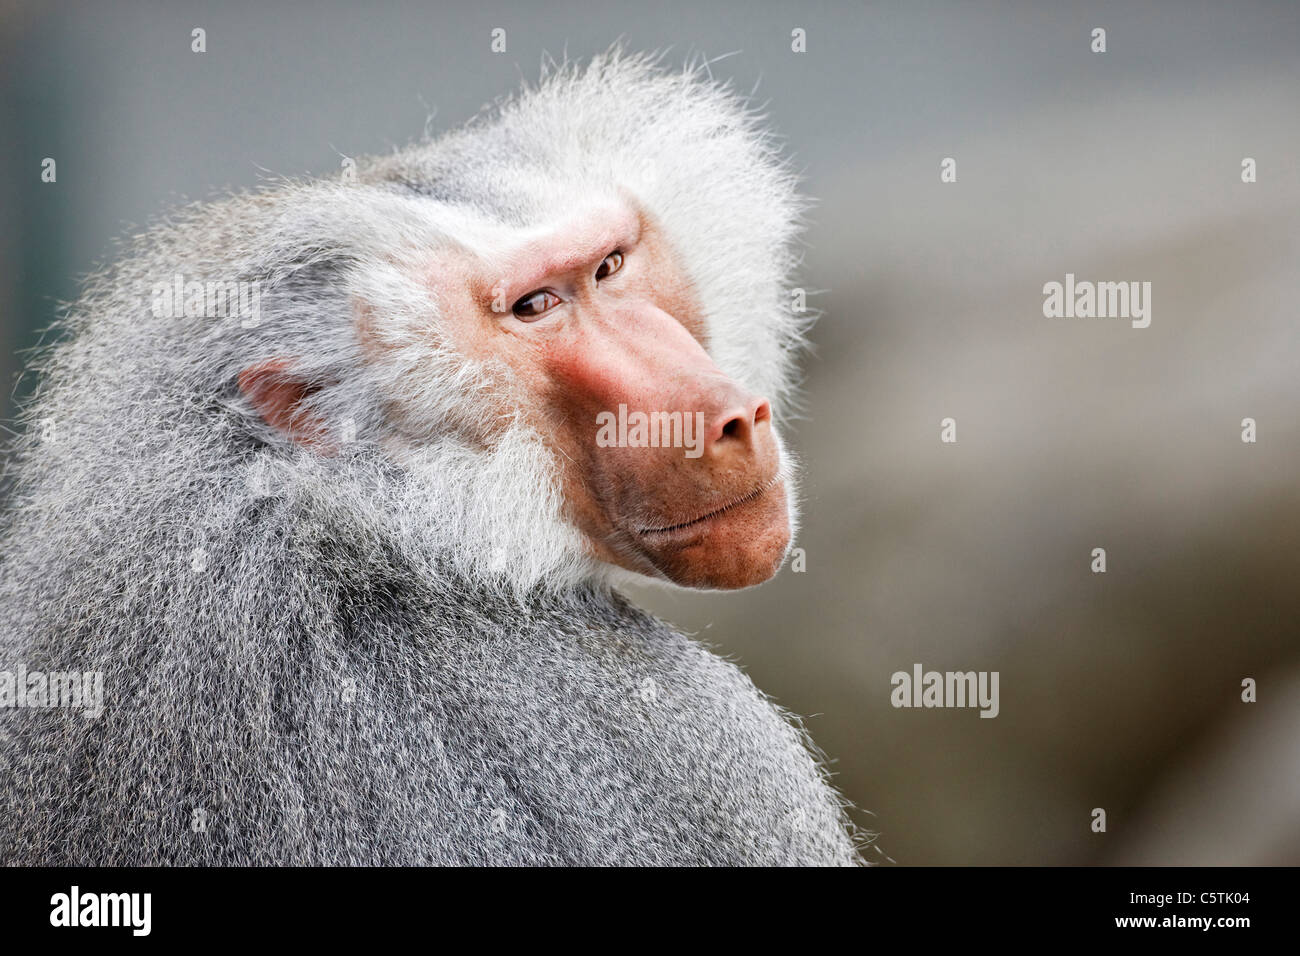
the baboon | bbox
[0,53,864,865]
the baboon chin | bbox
[0,51,861,866]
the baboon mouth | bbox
[636,475,782,536]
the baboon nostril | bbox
[710,395,771,449]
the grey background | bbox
[2,0,1298,864]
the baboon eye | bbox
[594,250,624,281]
[512,289,562,320]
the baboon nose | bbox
[709,395,772,452]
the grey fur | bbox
[0,52,862,866]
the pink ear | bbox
[237,358,330,450]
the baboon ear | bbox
[237,358,330,450]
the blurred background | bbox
[2,0,1297,864]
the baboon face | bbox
[421,198,791,589]
[239,195,792,590]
